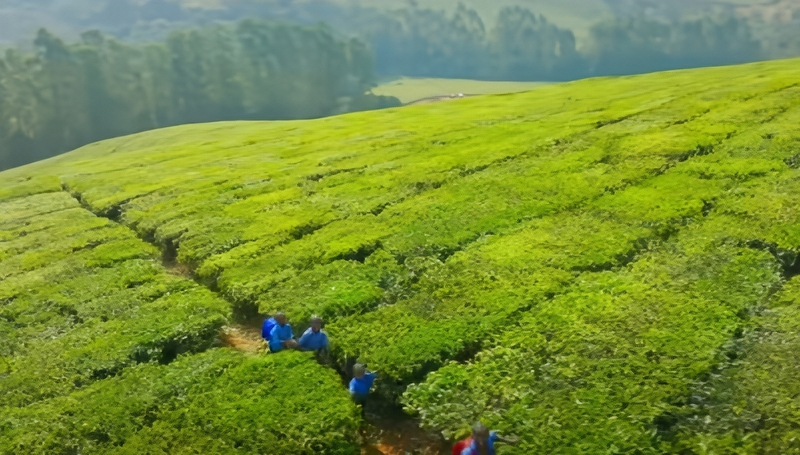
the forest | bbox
[0,20,397,170]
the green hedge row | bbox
[402,235,781,453]
[1,349,360,455]
[2,59,799,453]
[324,83,798,389]
[0,191,360,454]
[401,103,800,452]
[0,192,229,408]
[669,276,800,453]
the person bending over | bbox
[457,421,518,455]
[268,312,297,352]
[298,315,329,353]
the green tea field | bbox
[2,58,800,454]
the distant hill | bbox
[0,0,790,46]
[310,0,615,42]
[4,0,790,172]
[2,58,800,454]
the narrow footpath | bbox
[62,184,451,455]
[218,323,449,455]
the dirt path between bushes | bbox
[219,323,449,455]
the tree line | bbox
[586,15,762,75]
[363,5,584,81]
[0,20,398,170]
[9,1,777,82]
[191,2,774,81]
[355,5,763,81]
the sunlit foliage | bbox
[2,58,800,453]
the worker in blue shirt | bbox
[269,312,297,352]
[298,315,329,352]
[349,363,376,416]
[459,422,518,455]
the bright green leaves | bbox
[328,213,652,387]
[0,170,354,455]
[1,350,360,455]
[403,243,783,453]
[668,276,800,454]
[2,59,800,453]
[260,255,400,324]
[0,193,230,409]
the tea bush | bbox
[0,193,357,454]
[402,235,783,453]
[0,349,360,455]
[2,58,800,453]
[669,277,800,454]
[0,192,229,407]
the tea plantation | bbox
[2,58,800,454]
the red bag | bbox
[452,437,473,455]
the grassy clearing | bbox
[371,77,548,104]
[1,59,800,453]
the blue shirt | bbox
[298,328,329,351]
[269,323,294,352]
[349,373,376,397]
[461,432,499,455]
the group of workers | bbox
[261,312,377,410]
[263,312,329,353]
[262,312,517,455]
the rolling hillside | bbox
[2,59,800,454]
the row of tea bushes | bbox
[2,58,799,453]
[0,190,360,454]
[670,276,800,453]
[402,233,782,452]
[0,192,229,407]
[402,104,800,452]
[1,349,360,454]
